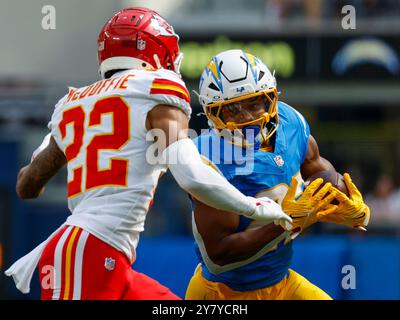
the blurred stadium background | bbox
[0,0,400,299]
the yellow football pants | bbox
[185,266,332,300]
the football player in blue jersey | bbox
[185,49,370,300]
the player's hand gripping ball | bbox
[305,170,349,204]
[281,176,338,237]
[307,172,370,231]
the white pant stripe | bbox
[72,229,89,300]
[52,226,73,300]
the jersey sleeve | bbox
[122,69,192,137]
[290,106,311,164]
[146,70,192,118]
[48,93,69,152]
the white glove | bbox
[31,133,51,162]
[245,196,293,228]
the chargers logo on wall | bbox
[332,38,400,76]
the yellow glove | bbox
[282,177,338,237]
[317,173,370,230]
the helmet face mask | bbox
[97,7,182,78]
[198,50,279,148]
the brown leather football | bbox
[306,170,349,197]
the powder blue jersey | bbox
[192,101,310,291]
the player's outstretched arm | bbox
[147,105,292,225]
[16,136,66,199]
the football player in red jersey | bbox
[5,7,291,300]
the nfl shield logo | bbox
[274,155,285,167]
[104,257,115,271]
[98,41,104,51]
[137,39,146,50]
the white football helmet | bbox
[198,49,279,148]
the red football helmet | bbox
[97,7,183,78]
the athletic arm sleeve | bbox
[163,138,256,216]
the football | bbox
[305,170,349,197]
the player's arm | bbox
[146,105,292,225]
[16,136,66,199]
[300,135,335,180]
[298,135,370,230]
[193,198,285,266]
[279,135,338,236]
